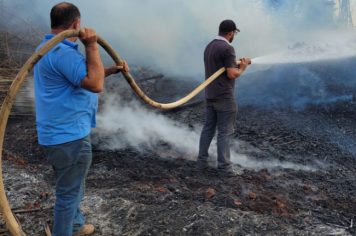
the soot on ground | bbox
[1,61,356,235]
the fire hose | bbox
[0,29,245,235]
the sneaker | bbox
[218,169,243,178]
[73,224,95,236]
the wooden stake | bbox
[44,222,51,236]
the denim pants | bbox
[43,135,92,236]
[197,98,238,171]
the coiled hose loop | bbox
[0,30,242,235]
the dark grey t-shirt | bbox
[204,39,237,99]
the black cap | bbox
[219,20,240,33]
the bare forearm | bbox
[227,58,250,79]
[79,28,105,93]
[104,66,118,77]
[234,68,244,79]
[104,61,130,77]
[85,45,105,89]
[104,67,112,77]
[227,67,245,79]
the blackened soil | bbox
[0,60,356,236]
[1,74,356,235]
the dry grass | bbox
[0,0,47,116]
[0,0,45,76]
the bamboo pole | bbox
[0,29,243,235]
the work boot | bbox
[218,169,243,178]
[195,165,208,172]
[73,224,95,236]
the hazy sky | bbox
[27,0,356,77]
[32,0,281,76]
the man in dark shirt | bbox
[197,20,251,177]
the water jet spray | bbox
[251,41,356,65]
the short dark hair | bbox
[50,2,81,30]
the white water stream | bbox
[251,41,356,65]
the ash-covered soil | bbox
[1,63,356,235]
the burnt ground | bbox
[1,64,356,235]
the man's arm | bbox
[79,28,105,93]
[227,58,251,79]
[104,61,130,77]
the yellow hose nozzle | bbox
[236,60,252,65]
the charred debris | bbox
[1,52,356,235]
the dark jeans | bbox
[43,135,92,236]
[197,98,238,171]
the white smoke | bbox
[31,0,283,75]
[92,91,315,171]
[92,93,199,156]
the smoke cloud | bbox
[28,0,356,75]
[25,0,307,74]
[92,91,315,171]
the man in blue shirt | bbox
[34,2,129,235]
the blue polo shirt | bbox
[34,34,98,146]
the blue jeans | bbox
[197,98,238,171]
[43,135,92,236]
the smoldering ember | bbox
[1,1,356,236]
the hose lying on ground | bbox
[0,30,243,235]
